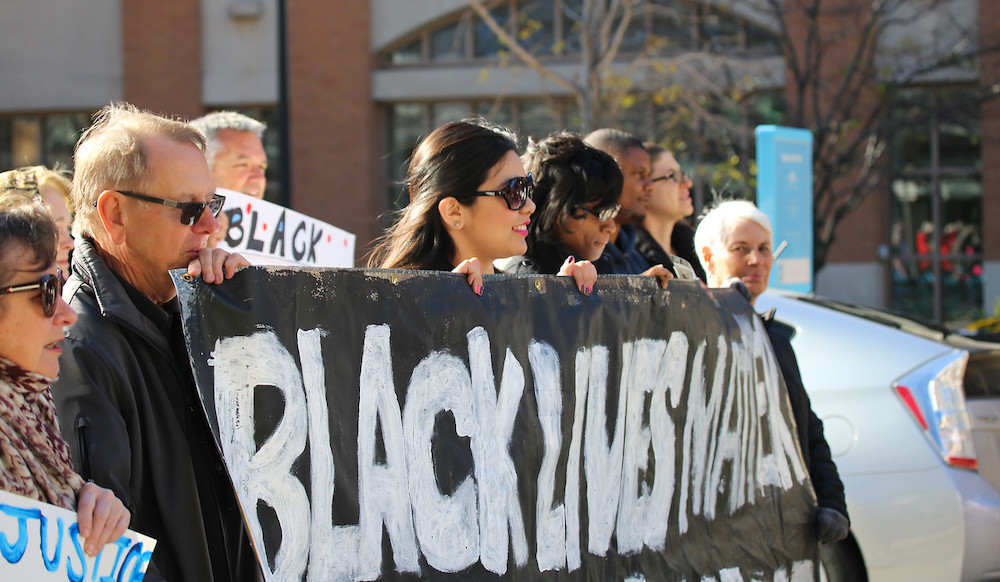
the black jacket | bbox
[634,222,707,283]
[53,238,262,582]
[763,314,849,519]
[594,224,653,275]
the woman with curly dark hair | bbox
[501,132,620,288]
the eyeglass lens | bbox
[179,194,225,226]
[503,177,532,211]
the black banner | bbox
[173,268,819,581]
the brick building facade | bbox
[0,0,996,323]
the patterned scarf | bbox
[0,356,83,509]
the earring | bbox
[454,222,461,228]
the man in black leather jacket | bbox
[53,103,262,582]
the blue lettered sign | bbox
[756,126,814,293]
[0,489,156,581]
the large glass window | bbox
[474,5,510,58]
[888,86,982,325]
[378,0,784,219]
[517,0,557,55]
[384,0,780,66]
[430,17,469,62]
[0,113,91,172]
[384,100,576,210]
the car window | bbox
[965,351,1000,399]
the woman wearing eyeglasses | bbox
[502,132,619,290]
[0,192,131,557]
[635,144,705,282]
[368,119,594,294]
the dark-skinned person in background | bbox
[584,128,673,287]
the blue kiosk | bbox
[755,125,814,294]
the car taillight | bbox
[893,350,979,470]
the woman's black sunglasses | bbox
[116,190,226,226]
[472,174,534,211]
[0,269,64,317]
[576,203,621,222]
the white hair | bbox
[189,111,266,171]
[694,200,773,281]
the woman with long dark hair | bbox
[368,119,594,293]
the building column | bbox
[285,0,378,263]
[122,0,203,120]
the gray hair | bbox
[694,200,773,282]
[189,111,266,170]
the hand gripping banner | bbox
[172,267,819,582]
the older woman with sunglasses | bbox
[502,131,619,291]
[0,191,131,557]
[368,119,594,294]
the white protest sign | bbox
[216,188,355,267]
[0,489,156,581]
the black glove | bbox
[815,507,849,544]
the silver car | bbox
[755,291,1000,582]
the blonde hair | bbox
[0,166,73,212]
[71,102,205,239]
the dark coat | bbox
[634,222,707,282]
[53,238,262,582]
[594,224,653,275]
[763,314,850,519]
[505,239,576,275]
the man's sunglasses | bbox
[116,190,226,226]
[577,203,621,222]
[472,174,534,211]
[651,170,688,184]
[0,269,64,318]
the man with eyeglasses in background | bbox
[635,143,704,281]
[584,128,674,285]
[53,103,263,582]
